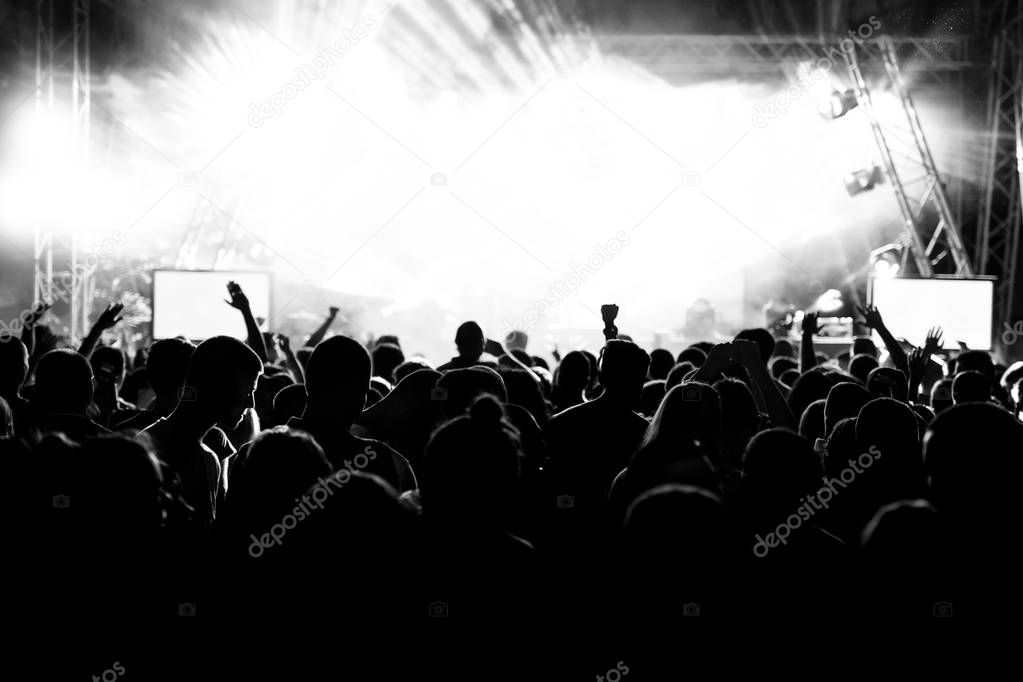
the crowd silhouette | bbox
[3,280,1023,642]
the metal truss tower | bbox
[844,37,973,276]
[34,0,91,343]
[978,0,1023,332]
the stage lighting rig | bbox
[844,165,884,196]
[818,89,859,121]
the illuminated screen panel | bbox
[152,270,271,341]
[869,277,993,350]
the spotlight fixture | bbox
[844,165,885,196]
[819,89,859,120]
[869,243,903,279]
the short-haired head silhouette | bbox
[146,338,195,401]
[648,349,675,381]
[0,337,29,398]
[183,336,263,430]
[454,321,485,360]
[304,335,371,427]
[952,370,991,404]
[734,328,774,365]
[599,340,650,404]
[35,349,93,415]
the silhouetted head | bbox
[956,350,993,382]
[849,353,879,384]
[643,382,721,462]
[496,366,546,426]
[676,347,707,368]
[861,499,942,565]
[421,395,522,517]
[788,368,840,423]
[768,356,796,379]
[35,349,93,415]
[824,382,873,436]
[530,356,549,371]
[924,402,1023,519]
[823,417,859,478]
[852,336,878,358]
[393,358,433,384]
[255,373,294,425]
[303,335,371,426]
[648,349,675,381]
[952,370,991,404]
[0,337,29,397]
[146,338,195,401]
[454,321,485,360]
[436,366,508,420]
[510,349,532,366]
[665,362,694,390]
[714,377,759,470]
[623,485,730,576]
[556,351,590,393]
[184,336,263,430]
[640,380,667,418]
[376,334,401,349]
[930,377,954,412]
[372,343,404,383]
[779,368,800,388]
[741,428,822,519]
[599,340,650,403]
[799,398,827,442]
[866,366,908,402]
[273,383,306,424]
[772,338,795,358]
[580,350,599,390]
[856,397,919,454]
[734,328,774,365]
[224,427,332,535]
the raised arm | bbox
[225,281,267,363]
[78,302,124,359]
[305,306,339,348]
[799,311,820,374]
[734,338,796,429]
[601,304,619,342]
[858,304,908,376]
[21,302,51,359]
[276,333,305,384]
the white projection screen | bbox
[152,270,271,341]
[868,277,994,350]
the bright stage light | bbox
[818,89,859,120]
[815,288,843,312]
[844,165,884,196]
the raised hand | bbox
[95,302,124,331]
[800,311,821,336]
[600,304,619,325]
[924,326,944,354]
[328,306,340,318]
[275,333,292,353]
[26,301,52,327]
[858,304,884,329]
[732,337,762,368]
[225,281,250,311]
